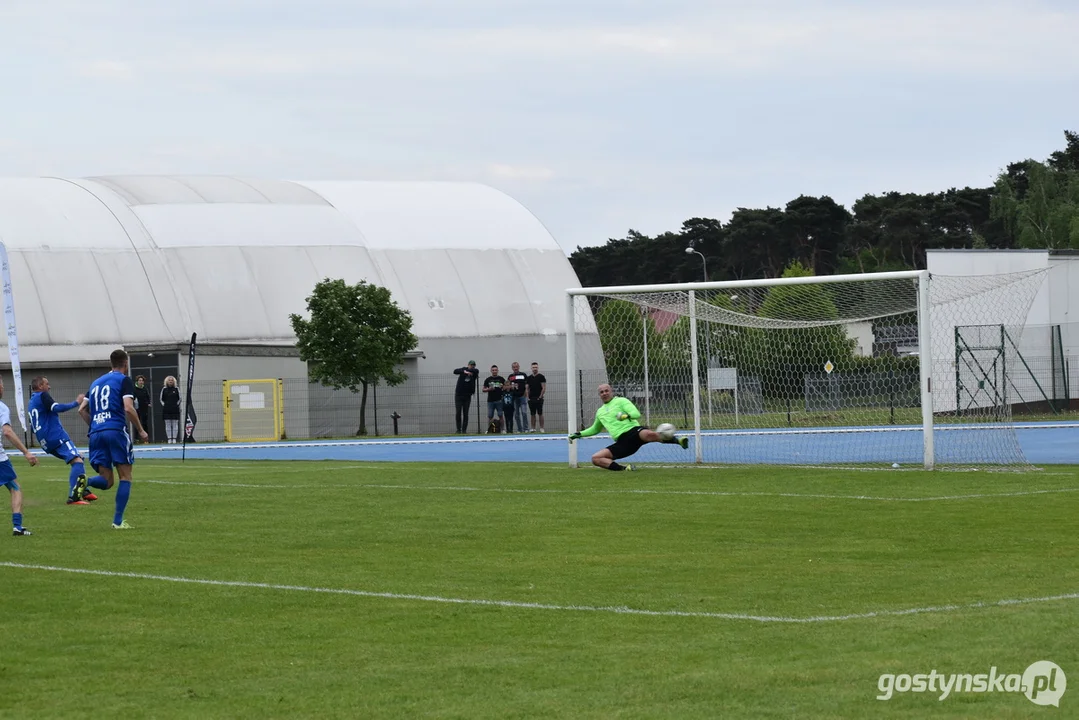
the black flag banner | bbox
[182,332,197,458]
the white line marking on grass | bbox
[2,562,1075,623]
[353,485,1079,502]
[41,477,1079,501]
[181,465,376,471]
[124,436,567,455]
[127,479,1079,502]
[604,487,1079,505]
[125,464,570,478]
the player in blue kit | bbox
[28,376,105,505]
[77,349,149,530]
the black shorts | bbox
[528,398,544,413]
[606,426,646,460]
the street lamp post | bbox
[685,247,714,425]
[685,246,708,284]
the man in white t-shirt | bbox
[0,378,40,535]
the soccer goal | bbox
[566,269,1048,469]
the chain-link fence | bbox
[9,318,1079,448]
[8,372,575,444]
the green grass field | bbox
[3,460,1077,718]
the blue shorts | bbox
[40,436,82,464]
[88,429,134,471]
[0,459,19,491]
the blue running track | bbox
[84,421,1079,465]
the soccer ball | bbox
[655,423,676,441]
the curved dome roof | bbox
[0,176,580,363]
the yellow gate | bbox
[223,379,284,442]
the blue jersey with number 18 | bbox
[86,371,136,435]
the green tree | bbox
[594,299,659,387]
[991,158,1079,249]
[926,187,1012,251]
[680,217,726,281]
[782,195,851,275]
[723,207,789,278]
[660,293,744,381]
[1048,130,1079,173]
[740,262,856,399]
[569,220,728,288]
[289,278,417,435]
[844,192,932,271]
[565,129,1075,287]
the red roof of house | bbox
[650,309,680,333]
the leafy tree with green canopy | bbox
[659,293,744,381]
[740,261,856,400]
[290,278,417,435]
[991,157,1079,249]
[782,195,851,275]
[594,299,661,387]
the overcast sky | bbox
[2,0,1077,253]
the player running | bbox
[569,383,689,471]
[78,350,149,529]
[28,376,102,505]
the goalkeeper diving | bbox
[569,383,689,470]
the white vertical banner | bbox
[0,241,26,431]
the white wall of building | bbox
[926,250,1064,412]
[927,249,1079,353]
[845,321,874,357]
[927,249,1052,326]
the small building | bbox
[927,249,1072,413]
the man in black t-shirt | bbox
[133,375,152,443]
[525,362,547,433]
[482,366,506,433]
[452,361,479,433]
[506,361,529,434]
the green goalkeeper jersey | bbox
[580,396,641,440]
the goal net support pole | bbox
[567,291,579,468]
[688,290,703,463]
[917,270,934,470]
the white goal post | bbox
[566,269,1047,470]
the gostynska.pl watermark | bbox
[877,661,1065,706]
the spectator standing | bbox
[452,361,480,433]
[526,362,547,432]
[483,365,506,433]
[507,362,529,434]
[160,376,181,444]
[133,375,152,443]
[502,385,516,433]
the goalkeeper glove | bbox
[616,413,630,421]
[569,432,582,440]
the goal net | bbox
[567,269,1047,469]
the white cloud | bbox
[0,0,1077,252]
[4,1,1071,88]
[107,3,1079,77]
[486,164,556,181]
[74,59,135,80]
[170,50,318,76]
